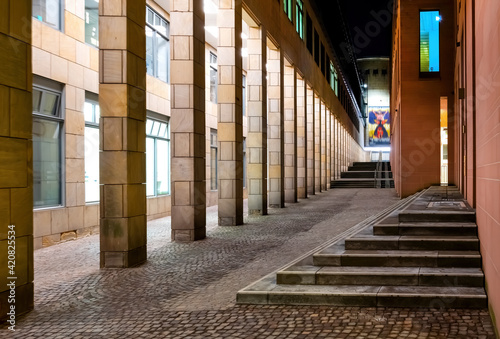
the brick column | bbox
[0,2,34,318]
[268,46,284,208]
[217,0,243,225]
[306,86,315,195]
[320,101,326,191]
[296,75,307,199]
[284,62,297,203]
[247,25,267,215]
[170,0,206,241]
[99,0,147,268]
[314,94,321,193]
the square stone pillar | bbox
[320,101,326,191]
[99,0,147,267]
[247,25,267,215]
[284,62,297,203]
[314,93,321,193]
[329,112,334,182]
[306,86,315,195]
[296,75,307,199]
[268,45,284,208]
[0,2,34,319]
[326,108,331,187]
[217,0,243,226]
[170,0,206,240]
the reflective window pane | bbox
[84,126,100,202]
[33,0,61,31]
[146,137,155,196]
[156,139,169,195]
[33,90,42,112]
[85,0,99,47]
[84,102,94,122]
[156,34,169,83]
[146,119,154,135]
[33,118,62,207]
[420,11,440,73]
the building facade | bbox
[0,0,370,318]
[391,0,500,333]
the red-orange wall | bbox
[391,0,455,198]
[471,0,500,332]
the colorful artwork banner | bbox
[368,106,390,146]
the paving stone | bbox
[0,189,495,338]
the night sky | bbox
[311,0,393,105]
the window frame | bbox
[242,73,247,116]
[146,115,171,197]
[33,0,64,32]
[296,0,304,39]
[84,0,99,48]
[32,78,65,209]
[210,129,218,191]
[284,0,293,22]
[210,52,218,104]
[419,10,441,77]
[146,6,170,83]
[84,92,100,203]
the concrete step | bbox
[237,276,487,308]
[345,235,479,251]
[373,222,478,236]
[349,166,377,171]
[341,171,377,178]
[399,211,476,223]
[277,266,484,287]
[313,249,482,268]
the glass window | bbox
[146,117,170,196]
[314,29,320,66]
[420,10,440,73]
[210,53,218,104]
[296,0,304,39]
[32,87,63,208]
[210,129,218,190]
[242,74,247,116]
[85,0,99,47]
[84,95,100,203]
[306,13,313,54]
[33,0,62,31]
[243,138,246,188]
[284,0,292,22]
[146,7,170,83]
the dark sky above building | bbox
[311,0,393,108]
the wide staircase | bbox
[331,161,394,189]
[237,186,486,308]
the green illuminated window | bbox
[296,0,304,39]
[284,0,293,22]
[420,11,440,73]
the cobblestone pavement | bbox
[2,189,496,338]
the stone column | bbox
[170,0,206,241]
[326,108,331,187]
[320,101,326,191]
[99,0,147,267]
[296,75,307,199]
[314,93,321,193]
[217,0,243,226]
[268,45,284,208]
[284,61,297,203]
[247,25,267,215]
[0,2,34,318]
[306,86,315,195]
[328,111,335,182]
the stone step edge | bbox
[236,189,426,300]
[276,267,484,286]
[237,281,487,307]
